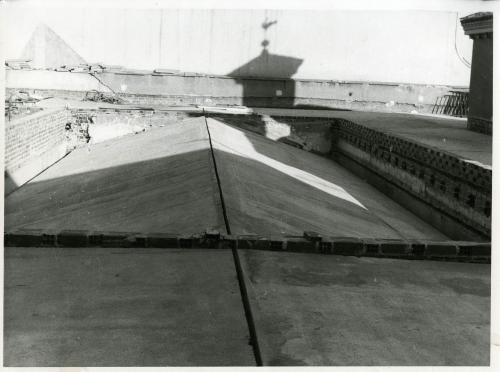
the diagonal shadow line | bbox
[5,116,421,240]
[207,119,410,239]
[211,136,367,210]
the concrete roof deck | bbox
[240,249,490,365]
[4,109,491,366]
[208,118,447,240]
[3,246,490,366]
[5,117,225,234]
[5,116,447,240]
[4,247,254,366]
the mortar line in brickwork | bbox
[203,113,263,366]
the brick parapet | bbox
[331,118,491,238]
[4,108,72,173]
[467,116,492,135]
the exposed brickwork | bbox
[73,107,195,123]
[467,116,492,135]
[4,229,490,263]
[4,108,71,173]
[72,112,93,144]
[332,118,491,238]
[69,108,197,147]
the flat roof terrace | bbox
[236,108,492,168]
[4,246,490,366]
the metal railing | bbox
[432,90,469,117]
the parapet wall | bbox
[4,108,72,194]
[331,119,491,240]
[101,72,455,113]
[6,69,460,114]
[6,70,111,93]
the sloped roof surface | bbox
[5,116,446,240]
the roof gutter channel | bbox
[203,113,264,366]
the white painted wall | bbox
[3,8,473,85]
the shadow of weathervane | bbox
[261,17,277,50]
[227,16,303,109]
[262,18,278,31]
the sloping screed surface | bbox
[5,117,225,234]
[207,118,447,239]
[240,250,490,366]
[4,247,254,366]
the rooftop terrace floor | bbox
[4,247,255,366]
[241,249,490,366]
[4,247,490,366]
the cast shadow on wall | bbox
[227,47,303,109]
[226,17,344,112]
[210,18,349,150]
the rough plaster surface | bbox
[240,250,490,366]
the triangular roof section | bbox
[228,49,303,79]
[21,23,86,69]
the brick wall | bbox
[5,108,72,193]
[331,118,491,240]
[467,116,492,135]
